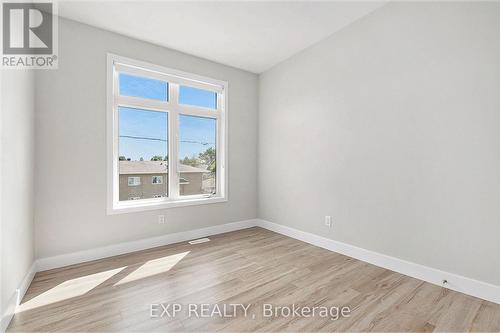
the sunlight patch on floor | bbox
[17,266,127,313]
[114,251,190,286]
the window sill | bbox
[107,196,227,215]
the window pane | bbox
[179,85,217,109]
[179,115,216,195]
[118,107,168,201]
[119,73,168,101]
[152,176,163,184]
[128,177,141,186]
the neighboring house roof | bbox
[179,164,212,173]
[119,160,210,174]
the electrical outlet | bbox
[158,215,165,224]
[325,216,332,228]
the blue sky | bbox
[118,74,216,161]
[179,115,216,160]
[119,107,167,161]
[119,73,167,101]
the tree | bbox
[208,160,216,173]
[119,156,126,161]
[151,155,164,161]
[179,148,216,170]
[198,147,216,173]
[198,147,216,167]
[139,157,144,161]
[181,155,199,167]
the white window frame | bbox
[107,54,228,214]
[128,176,141,186]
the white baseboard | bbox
[256,219,500,305]
[0,293,16,333]
[30,217,500,308]
[37,219,259,271]
[0,262,36,333]
[16,262,37,306]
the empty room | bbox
[1,1,500,332]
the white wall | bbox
[35,19,258,259]
[1,69,35,325]
[258,2,500,286]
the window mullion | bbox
[115,95,170,113]
[175,104,221,118]
[169,83,180,200]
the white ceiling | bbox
[58,1,386,73]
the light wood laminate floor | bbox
[7,227,500,332]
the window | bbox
[179,85,217,109]
[179,115,216,196]
[152,176,163,184]
[128,177,141,186]
[119,74,168,101]
[120,107,168,200]
[107,54,227,214]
